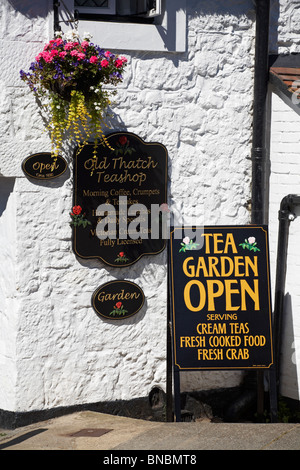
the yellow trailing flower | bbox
[20,30,127,158]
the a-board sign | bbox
[170,226,274,370]
[22,153,67,179]
[73,132,168,267]
[92,280,145,320]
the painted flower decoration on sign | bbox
[115,251,129,262]
[239,237,260,252]
[179,237,201,252]
[20,30,127,158]
[109,301,128,317]
[113,135,136,156]
[69,205,91,228]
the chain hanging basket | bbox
[20,30,127,158]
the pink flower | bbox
[64,42,74,51]
[46,39,55,49]
[77,52,85,60]
[70,50,79,57]
[89,56,98,64]
[100,59,109,68]
[44,40,55,51]
[42,51,53,63]
[104,51,111,58]
[120,56,127,63]
[59,51,67,58]
[115,59,123,68]
[50,49,59,57]
[81,41,89,48]
[55,38,63,46]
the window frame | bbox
[57,0,186,53]
[75,0,116,16]
[75,0,161,20]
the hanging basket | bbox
[20,30,127,157]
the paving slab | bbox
[0,411,299,451]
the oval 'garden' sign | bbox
[92,280,145,320]
[22,152,68,179]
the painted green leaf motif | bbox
[109,305,128,316]
[115,253,129,262]
[239,238,260,252]
[179,239,200,252]
[69,211,92,229]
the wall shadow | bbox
[0,428,47,449]
[7,0,49,18]
[0,178,15,217]
[279,293,299,400]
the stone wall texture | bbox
[0,0,299,415]
[268,92,300,402]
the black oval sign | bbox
[92,280,145,320]
[22,153,68,179]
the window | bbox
[74,0,161,20]
[58,0,186,52]
[75,1,116,16]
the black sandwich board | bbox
[169,226,277,421]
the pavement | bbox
[0,411,300,452]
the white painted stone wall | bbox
[0,0,298,415]
[268,0,300,403]
[268,93,300,401]
[270,0,300,55]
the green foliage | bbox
[69,207,91,229]
[239,239,260,252]
[179,239,201,252]
[109,303,128,316]
[20,30,127,157]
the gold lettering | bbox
[201,233,238,254]
[182,256,259,278]
[97,289,140,302]
[224,279,240,311]
[184,280,206,311]
[224,233,238,254]
[182,257,195,277]
[240,279,260,310]
[206,280,224,311]
[208,257,220,277]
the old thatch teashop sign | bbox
[170,226,274,370]
[22,152,67,179]
[92,280,145,320]
[73,132,168,267]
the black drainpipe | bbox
[225,0,271,422]
[273,195,300,391]
[251,0,270,226]
[225,1,272,422]
[251,0,271,418]
[53,1,61,32]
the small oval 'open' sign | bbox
[22,152,68,180]
[92,280,145,320]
